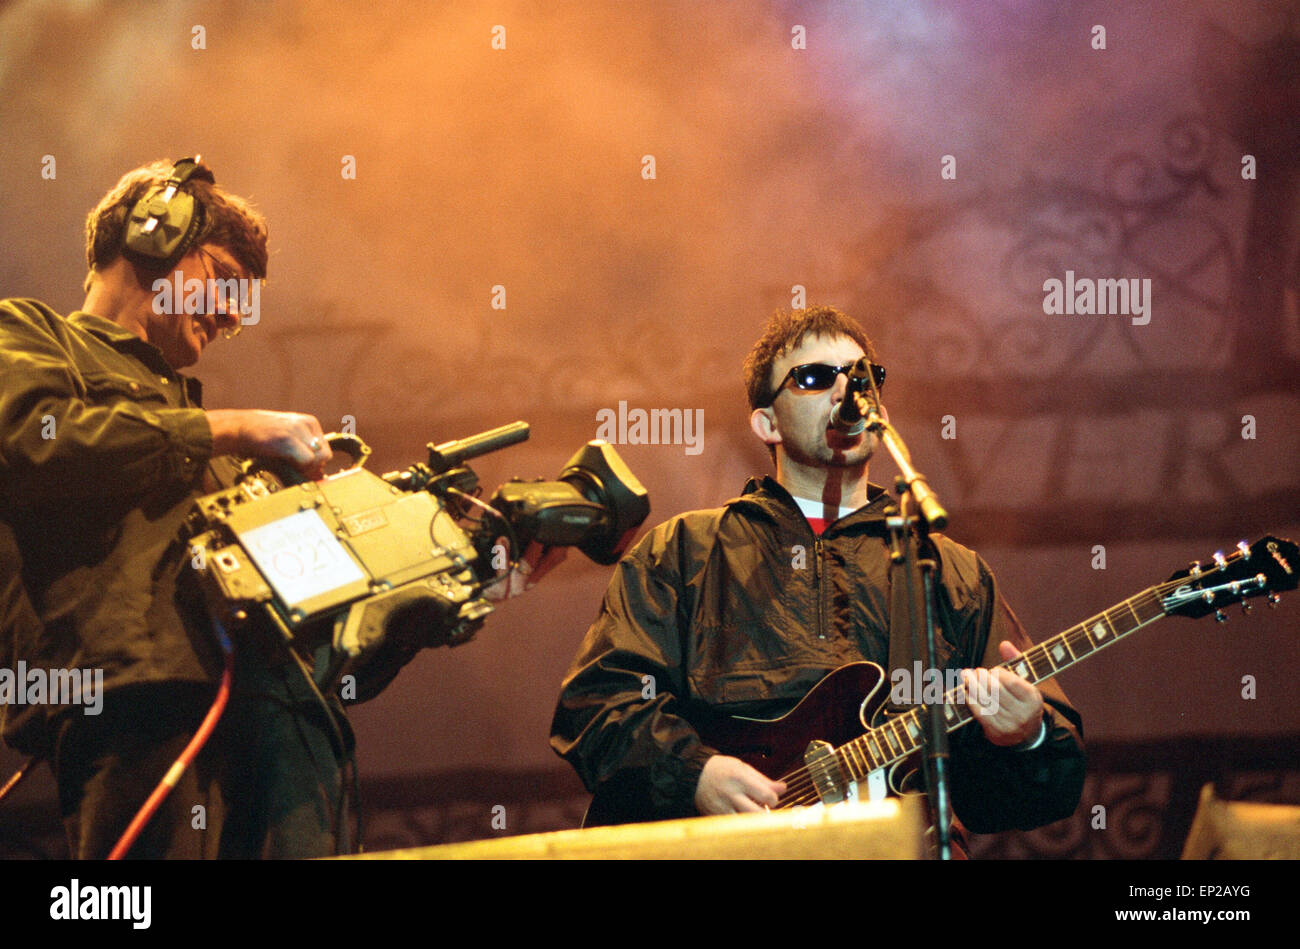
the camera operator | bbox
[1,158,372,858]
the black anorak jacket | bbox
[551,476,1085,834]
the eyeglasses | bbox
[197,247,252,340]
[767,361,886,405]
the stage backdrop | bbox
[1,0,1297,853]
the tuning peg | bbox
[1215,609,1228,623]
[1268,593,1281,609]
[1188,561,1202,577]
[1237,541,1251,559]
[1213,552,1228,569]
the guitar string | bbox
[768,577,1200,809]
[773,585,1170,807]
[781,558,1272,806]
[775,568,1248,805]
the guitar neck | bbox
[837,584,1169,783]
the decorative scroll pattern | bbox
[200,97,1299,549]
[823,109,1299,546]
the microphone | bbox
[828,358,874,435]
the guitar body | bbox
[584,661,910,827]
[697,661,892,781]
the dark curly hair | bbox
[83,158,268,292]
[743,305,879,410]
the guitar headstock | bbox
[1163,535,1298,619]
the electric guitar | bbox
[584,535,1298,826]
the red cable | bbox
[107,642,234,860]
[0,757,37,805]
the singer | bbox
[550,305,1085,847]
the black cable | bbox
[445,485,523,574]
[284,642,355,855]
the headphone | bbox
[121,156,216,272]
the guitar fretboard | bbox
[828,582,1170,784]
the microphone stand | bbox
[857,386,954,860]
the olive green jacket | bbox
[0,298,217,755]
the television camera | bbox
[184,421,649,699]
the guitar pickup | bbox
[804,739,851,804]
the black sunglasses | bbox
[768,361,886,405]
